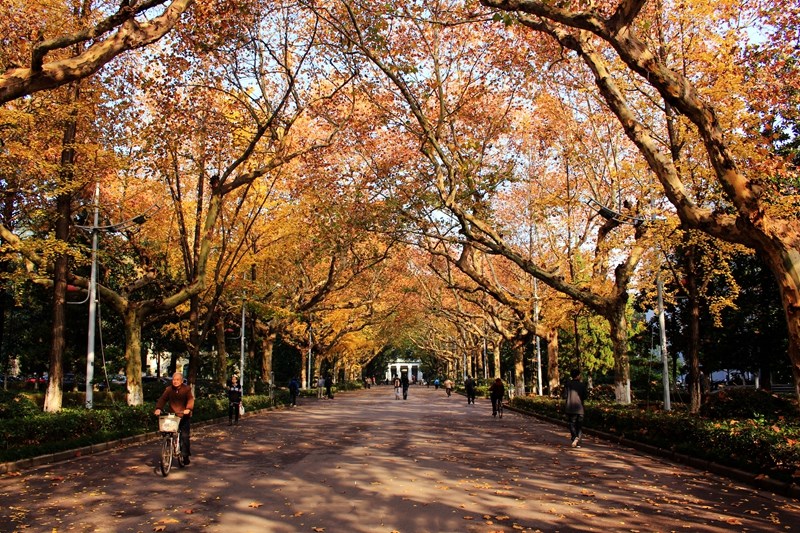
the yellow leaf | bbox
[248,502,263,508]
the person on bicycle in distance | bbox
[489,377,504,417]
[154,372,195,464]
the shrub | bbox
[700,387,796,421]
[511,394,800,482]
[0,391,40,419]
[0,392,285,463]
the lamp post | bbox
[76,183,155,408]
[656,274,671,411]
[307,318,313,389]
[239,296,246,392]
[533,277,543,396]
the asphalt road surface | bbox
[1,385,798,532]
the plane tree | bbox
[479,0,800,404]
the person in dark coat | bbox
[227,375,243,425]
[288,377,300,406]
[464,375,476,404]
[324,374,333,399]
[400,373,410,400]
[489,378,504,416]
[564,368,589,448]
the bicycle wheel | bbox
[176,436,185,468]
[159,435,173,476]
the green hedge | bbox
[0,392,285,463]
[511,395,800,483]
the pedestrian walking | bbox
[324,374,334,399]
[564,368,588,448]
[317,375,325,399]
[464,375,476,404]
[434,378,440,390]
[288,377,300,407]
[401,373,410,400]
[227,375,243,425]
[393,375,401,399]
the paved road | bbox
[1,386,798,532]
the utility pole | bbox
[77,184,155,408]
[657,274,671,411]
[85,183,100,409]
[239,297,246,392]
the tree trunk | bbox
[245,311,255,394]
[185,294,201,386]
[545,328,560,396]
[214,316,228,388]
[686,244,703,413]
[493,338,501,379]
[609,306,631,404]
[44,81,80,413]
[513,340,525,397]
[123,307,145,406]
[44,247,67,413]
[754,243,800,404]
[259,328,275,384]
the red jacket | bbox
[156,383,195,417]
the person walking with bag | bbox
[228,375,243,425]
[393,375,401,400]
[564,368,588,448]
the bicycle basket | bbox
[159,415,179,432]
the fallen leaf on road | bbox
[248,502,263,508]
[184,509,194,514]
[153,527,166,532]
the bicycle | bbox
[157,414,184,476]
[491,396,503,418]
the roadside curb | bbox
[505,404,799,501]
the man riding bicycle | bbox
[154,372,194,464]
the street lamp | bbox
[587,196,670,409]
[239,295,246,392]
[76,183,156,408]
[533,278,543,396]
